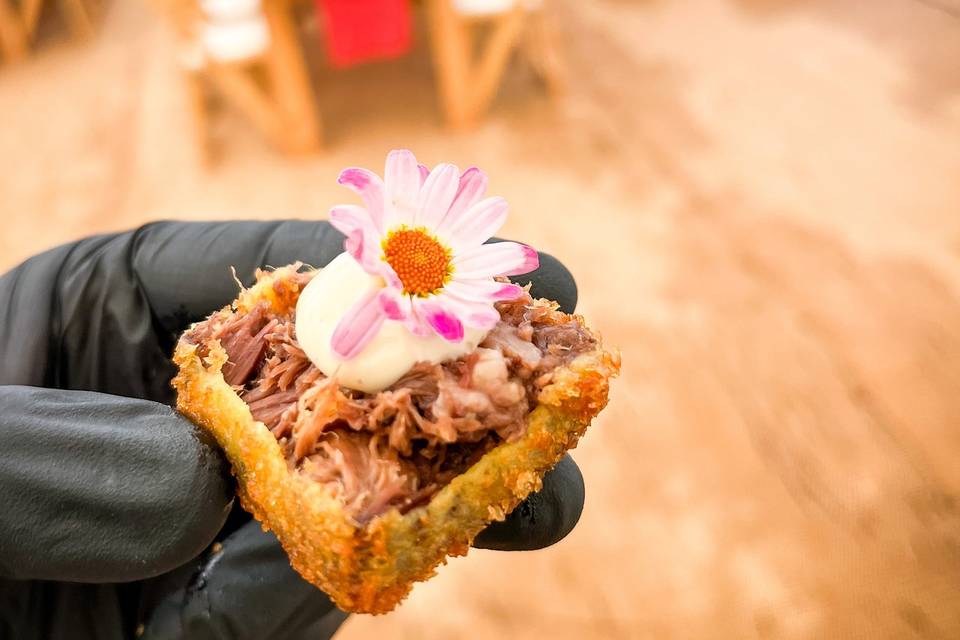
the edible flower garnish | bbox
[328,149,539,359]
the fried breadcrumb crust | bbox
[172,265,620,614]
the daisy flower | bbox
[328,149,539,359]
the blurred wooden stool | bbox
[154,0,321,164]
[426,0,565,128]
[0,0,99,62]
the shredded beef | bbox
[186,281,596,522]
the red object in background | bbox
[318,0,413,68]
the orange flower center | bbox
[381,226,452,296]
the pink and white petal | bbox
[444,278,524,302]
[343,229,376,272]
[375,261,403,290]
[447,196,508,250]
[404,300,433,337]
[436,291,500,330]
[337,168,386,233]
[384,150,421,226]
[452,242,539,279]
[464,306,500,331]
[418,163,430,186]
[329,205,382,273]
[330,289,386,359]
[417,298,465,342]
[416,163,460,229]
[328,204,371,235]
[377,287,410,321]
[436,167,488,238]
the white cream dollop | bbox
[296,252,487,393]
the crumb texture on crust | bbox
[172,266,619,613]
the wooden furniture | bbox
[0,1,28,62]
[154,0,322,164]
[425,0,565,129]
[0,0,98,62]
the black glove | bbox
[0,221,586,640]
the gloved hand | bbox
[0,221,586,640]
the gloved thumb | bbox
[0,386,233,582]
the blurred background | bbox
[3,0,960,638]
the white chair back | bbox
[199,0,270,63]
[452,0,541,17]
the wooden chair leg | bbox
[261,0,322,154]
[469,6,525,122]
[426,0,475,128]
[208,63,288,150]
[523,8,566,97]
[427,0,529,129]
[21,0,43,42]
[59,0,94,40]
[0,0,28,62]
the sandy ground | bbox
[3,0,960,638]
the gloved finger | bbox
[126,221,579,335]
[141,520,347,640]
[472,454,585,551]
[0,386,233,582]
[513,249,577,314]
[130,221,345,337]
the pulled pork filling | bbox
[186,275,596,522]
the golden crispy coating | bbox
[172,266,620,613]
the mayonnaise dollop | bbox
[296,252,487,393]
